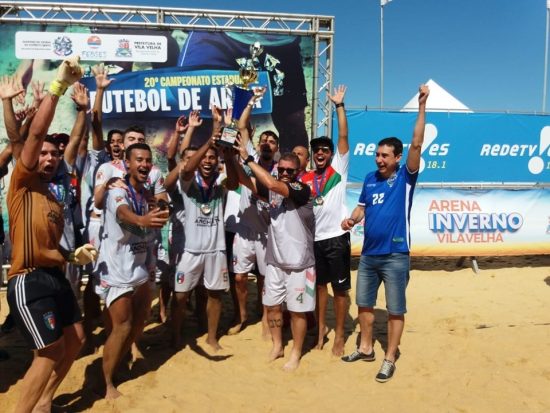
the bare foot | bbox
[228,319,247,335]
[105,385,122,400]
[268,347,284,362]
[283,353,301,371]
[315,326,329,350]
[131,343,144,362]
[206,337,222,352]
[331,336,345,356]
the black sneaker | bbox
[341,349,375,362]
[375,359,396,382]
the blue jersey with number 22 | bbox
[358,164,418,256]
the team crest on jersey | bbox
[387,172,397,188]
[289,182,302,190]
[176,272,185,284]
[115,196,124,204]
[43,311,56,330]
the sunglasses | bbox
[313,146,331,154]
[277,167,296,175]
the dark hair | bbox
[107,129,123,144]
[278,152,300,169]
[181,145,199,157]
[44,134,61,148]
[259,130,279,144]
[123,125,145,138]
[378,137,403,156]
[125,143,151,159]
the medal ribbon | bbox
[126,177,144,216]
[195,172,217,205]
[313,169,328,197]
[48,181,65,203]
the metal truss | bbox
[0,1,334,138]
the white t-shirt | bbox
[301,150,349,241]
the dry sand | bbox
[1,255,550,413]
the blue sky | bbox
[58,0,546,112]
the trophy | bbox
[219,42,264,147]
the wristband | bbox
[243,155,254,165]
[68,252,76,263]
[48,79,69,97]
[335,102,345,109]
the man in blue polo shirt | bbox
[341,84,429,382]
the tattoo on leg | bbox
[268,318,282,328]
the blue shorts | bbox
[356,253,410,315]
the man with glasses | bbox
[341,85,430,383]
[229,145,315,371]
[300,85,350,356]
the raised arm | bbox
[236,86,266,149]
[181,135,217,181]
[21,57,83,169]
[0,75,25,146]
[64,82,89,166]
[328,85,349,155]
[90,64,112,151]
[406,84,430,173]
[166,115,188,171]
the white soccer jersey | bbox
[179,171,226,253]
[301,150,349,241]
[93,186,156,288]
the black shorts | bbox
[314,233,351,291]
[7,267,82,350]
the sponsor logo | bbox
[53,35,73,56]
[87,35,102,48]
[115,38,132,58]
[479,126,550,175]
[43,311,56,330]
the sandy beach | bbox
[1,255,550,413]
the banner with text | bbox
[347,187,550,256]
[346,111,550,183]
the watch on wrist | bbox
[243,155,254,165]
[335,102,345,108]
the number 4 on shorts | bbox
[296,293,303,304]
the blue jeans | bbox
[356,253,410,315]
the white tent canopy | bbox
[401,79,472,113]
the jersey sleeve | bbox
[95,162,113,188]
[332,149,349,178]
[107,187,130,214]
[10,158,39,192]
[358,179,368,206]
[286,181,311,207]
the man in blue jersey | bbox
[341,85,429,382]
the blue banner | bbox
[81,68,273,119]
[344,111,550,183]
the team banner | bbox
[346,111,550,183]
[80,68,273,119]
[347,187,550,256]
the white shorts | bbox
[95,281,146,308]
[232,231,267,276]
[262,264,316,312]
[174,250,229,293]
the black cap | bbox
[309,136,334,152]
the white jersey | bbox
[93,186,156,288]
[179,171,226,253]
[265,181,315,270]
[301,150,349,241]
